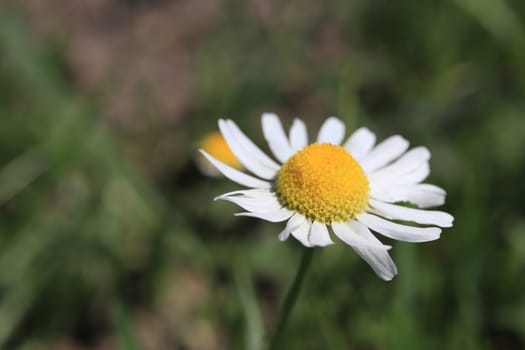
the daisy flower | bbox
[201,114,453,280]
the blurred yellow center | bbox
[200,132,241,169]
[276,143,369,223]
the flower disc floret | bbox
[276,143,370,223]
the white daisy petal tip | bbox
[447,214,455,226]
[429,228,442,240]
[262,112,279,119]
[278,214,306,242]
[357,213,443,243]
[419,146,431,159]
[261,112,294,163]
[317,116,346,144]
[381,268,398,281]
[310,238,334,247]
[372,259,397,281]
[368,199,454,228]
[361,135,410,173]
[309,222,335,247]
[354,127,374,138]
[289,118,308,151]
[370,183,447,208]
[278,231,289,241]
[290,220,314,247]
[343,127,377,160]
[435,212,454,228]
[311,237,335,247]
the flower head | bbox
[201,113,453,280]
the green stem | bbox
[268,247,315,350]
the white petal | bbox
[344,127,376,160]
[331,221,391,250]
[217,189,275,199]
[369,199,453,227]
[225,120,281,171]
[371,163,430,188]
[262,113,294,163]
[342,221,397,280]
[236,208,294,222]
[360,135,409,172]
[317,117,345,144]
[371,184,446,208]
[357,212,441,242]
[369,147,430,181]
[289,118,308,151]
[219,119,279,180]
[291,220,314,247]
[309,221,334,246]
[407,184,447,208]
[353,245,398,281]
[200,151,271,189]
[217,193,282,213]
[278,213,306,241]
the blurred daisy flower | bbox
[201,114,453,280]
[196,131,242,177]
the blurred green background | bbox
[1,0,525,349]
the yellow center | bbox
[275,143,370,223]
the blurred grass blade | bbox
[113,301,140,350]
[234,264,264,350]
[0,149,46,204]
[452,0,525,47]
[0,275,41,346]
